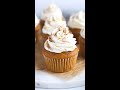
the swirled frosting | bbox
[41,4,63,21]
[44,26,77,53]
[68,11,85,29]
[42,16,66,35]
[35,14,39,27]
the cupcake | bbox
[41,16,66,43]
[68,11,85,44]
[40,4,63,28]
[35,14,41,42]
[42,26,79,73]
[79,28,85,58]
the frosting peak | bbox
[41,4,63,20]
[47,4,57,12]
[44,26,77,53]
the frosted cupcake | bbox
[40,4,63,28]
[41,16,66,42]
[42,26,79,73]
[79,28,85,58]
[68,11,85,44]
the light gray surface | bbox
[35,86,85,90]
[35,69,85,88]
[35,0,85,21]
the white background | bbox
[35,0,85,21]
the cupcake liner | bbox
[43,54,78,73]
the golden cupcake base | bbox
[42,48,79,73]
[44,55,78,73]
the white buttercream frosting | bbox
[44,26,77,53]
[42,16,66,35]
[41,4,63,21]
[68,11,85,29]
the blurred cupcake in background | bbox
[41,15,67,42]
[68,11,85,44]
[42,26,79,73]
[35,14,41,43]
[40,4,64,28]
[35,14,40,31]
[79,25,85,58]
[35,14,45,70]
